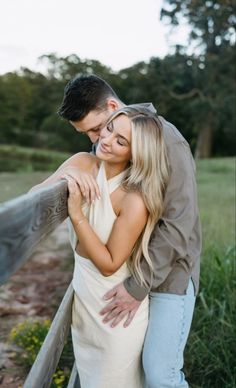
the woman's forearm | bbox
[71,213,117,276]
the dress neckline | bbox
[100,162,129,182]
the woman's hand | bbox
[66,177,84,221]
[60,167,100,204]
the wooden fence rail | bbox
[0,181,80,387]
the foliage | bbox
[185,246,236,387]
[161,0,235,54]
[1,0,236,160]
[160,0,236,157]
[0,144,71,172]
[184,157,236,387]
[0,33,235,157]
[9,319,73,388]
[9,320,51,367]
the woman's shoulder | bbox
[66,151,96,164]
[120,189,148,216]
[64,152,99,173]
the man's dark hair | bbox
[58,74,120,121]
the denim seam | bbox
[170,296,186,387]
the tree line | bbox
[0,0,235,158]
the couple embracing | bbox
[33,75,201,388]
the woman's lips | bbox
[99,142,110,154]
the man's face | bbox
[70,109,112,144]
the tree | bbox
[38,53,114,82]
[161,0,236,158]
[0,49,234,157]
[0,72,32,145]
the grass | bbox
[0,144,71,203]
[0,152,235,387]
[0,144,71,173]
[185,157,236,388]
[197,158,235,251]
[0,171,50,203]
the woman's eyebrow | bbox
[108,121,114,130]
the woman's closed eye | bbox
[117,138,126,146]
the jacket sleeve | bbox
[124,140,199,300]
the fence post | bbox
[0,180,68,285]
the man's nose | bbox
[89,133,100,143]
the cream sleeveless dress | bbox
[67,162,149,388]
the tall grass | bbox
[185,158,236,388]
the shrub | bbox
[9,319,72,388]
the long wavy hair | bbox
[107,106,170,287]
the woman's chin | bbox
[96,149,108,160]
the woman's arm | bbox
[29,153,100,202]
[67,178,148,276]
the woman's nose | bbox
[100,128,113,144]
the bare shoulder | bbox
[59,152,99,174]
[63,152,96,168]
[120,190,148,218]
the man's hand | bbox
[100,282,141,328]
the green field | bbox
[0,144,71,173]
[197,157,235,252]
[0,144,71,202]
[186,157,235,387]
[0,155,235,387]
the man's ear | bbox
[106,98,120,112]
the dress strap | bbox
[99,162,128,194]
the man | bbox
[33,74,201,387]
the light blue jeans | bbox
[142,279,196,388]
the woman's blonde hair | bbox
[107,106,170,287]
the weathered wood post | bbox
[0,180,68,285]
[0,181,80,387]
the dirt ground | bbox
[0,221,73,387]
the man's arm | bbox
[124,140,199,298]
[101,140,199,325]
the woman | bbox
[66,106,170,388]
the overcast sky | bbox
[0,0,190,74]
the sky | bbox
[0,0,191,75]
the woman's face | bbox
[96,114,131,166]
